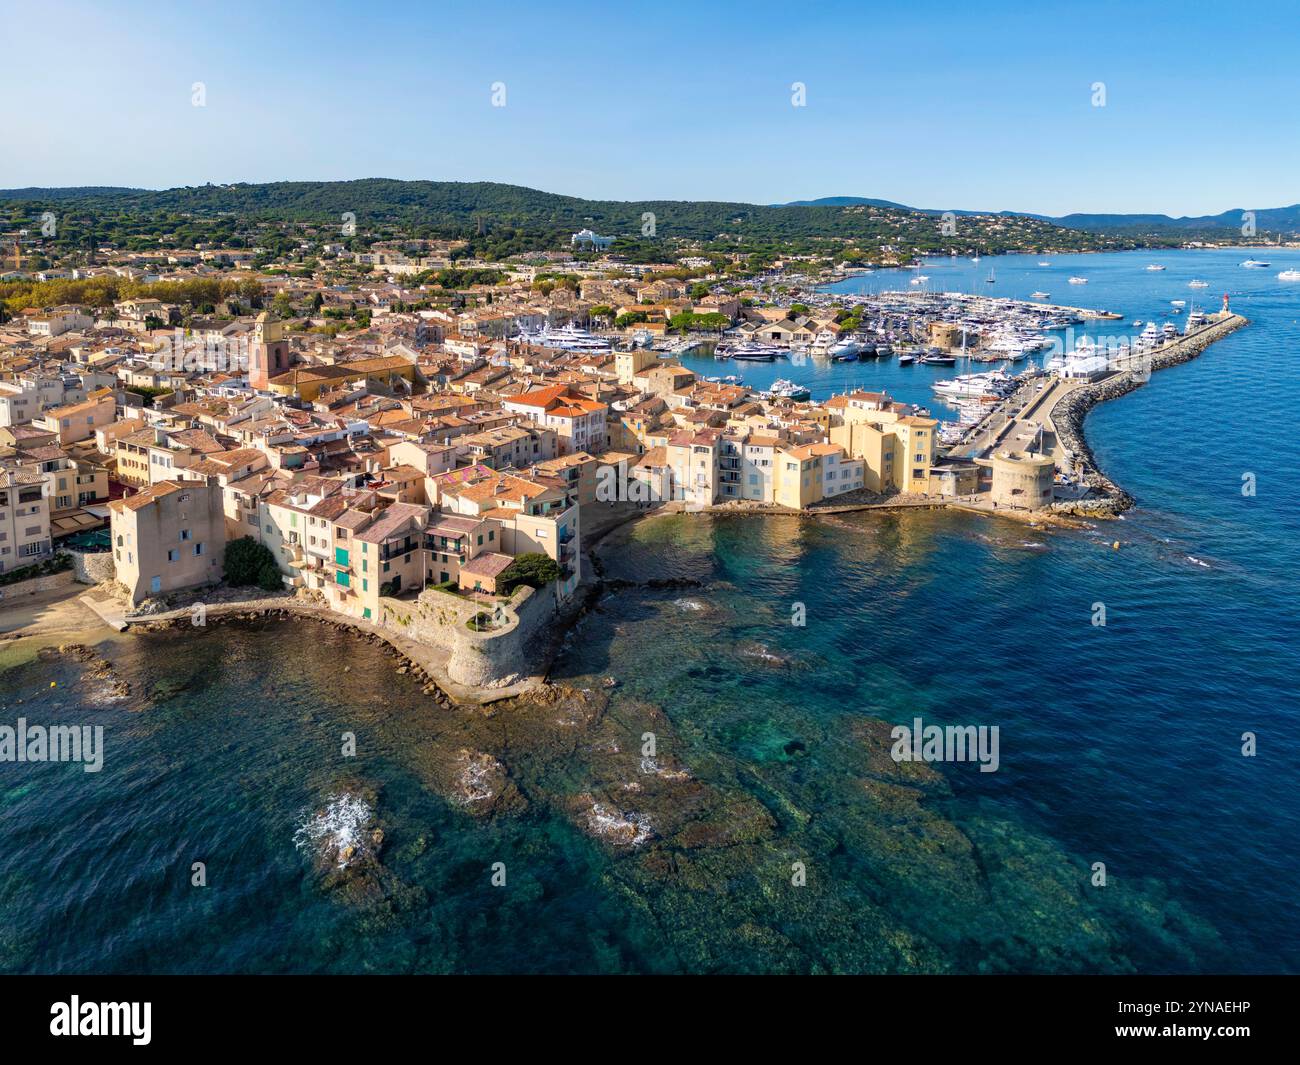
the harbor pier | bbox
[946,313,1247,515]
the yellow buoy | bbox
[1112,541,1120,550]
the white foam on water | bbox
[455,753,501,804]
[586,801,654,847]
[294,792,374,869]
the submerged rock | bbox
[574,793,655,848]
[735,642,804,670]
[294,787,381,872]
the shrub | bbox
[0,553,72,587]
[498,552,561,594]
[223,537,283,591]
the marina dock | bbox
[947,312,1248,514]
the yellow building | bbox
[827,392,936,495]
[774,444,825,509]
[268,355,418,403]
[614,348,657,386]
[891,416,938,493]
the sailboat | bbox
[985,267,996,284]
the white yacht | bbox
[517,322,612,352]
[1037,261,1051,267]
[765,379,812,402]
[1241,259,1271,268]
[1170,299,1185,307]
[725,342,784,362]
[1278,269,1300,281]
[1188,279,1210,288]
[1139,323,1161,346]
[809,330,838,356]
[828,335,865,359]
[931,370,1016,400]
[909,274,930,285]
[1068,276,1088,285]
[1030,291,1050,299]
[1145,264,1166,271]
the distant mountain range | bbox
[777,196,1300,237]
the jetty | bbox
[948,312,1248,515]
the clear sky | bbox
[4,0,1297,216]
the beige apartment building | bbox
[502,385,607,456]
[827,392,937,494]
[665,428,721,506]
[109,479,226,605]
[34,391,116,446]
[0,468,52,574]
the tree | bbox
[223,537,283,592]
[498,552,562,594]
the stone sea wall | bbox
[0,568,76,601]
[379,583,556,689]
[1050,314,1247,517]
[120,580,560,700]
[64,548,116,586]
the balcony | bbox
[380,538,416,561]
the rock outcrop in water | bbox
[292,784,427,922]
[45,643,131,703]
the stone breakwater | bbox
[1050,314,1247,517]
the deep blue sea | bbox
[1,248,1296,973]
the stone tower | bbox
[250,312,290,390]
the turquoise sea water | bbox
[1,248,1296,973]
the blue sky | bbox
[4,0,1297,215]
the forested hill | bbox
[0,178,1168,258]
